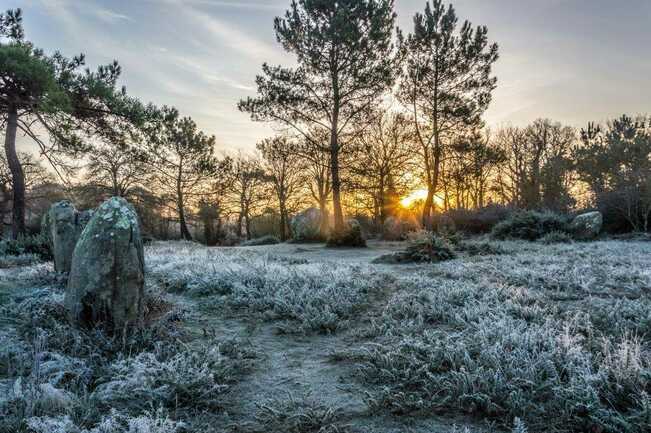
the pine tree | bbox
[145,107,220,241]
[1,8,140,237]
[398,1,498,226]
[239,0,397,237]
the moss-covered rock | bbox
[290,207,324,242]
[65,197,144,330]
[570,211,602,240]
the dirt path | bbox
[180,242,485,432]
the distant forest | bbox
[2,2,650,244]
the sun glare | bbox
[400,189,429,207]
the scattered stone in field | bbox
[570,211,603,240]
[65,197,145,330]
[290,207,323,241]
[42,201,87,273]
[382,216,420,241]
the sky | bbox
[9,0,651,154]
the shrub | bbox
[437,205,513,234]
[0,233,52,261]
[248,395,350,433]
[326,220,366,248]
[491,211,571,241]
[373,231,455,264]
[241,235,281,247]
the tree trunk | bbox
[244,212,252,240]
[178,202,192,241]
[177,191,192,241]
[4,105,25,239]
[319,196,329,237]
[330,127,344,233]
[279,204,287,242]
[237,211,244,238]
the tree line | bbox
[2,1,650,244]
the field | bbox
[1,238,650,433]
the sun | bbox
[400,189,446,208]
[400,189,429,207]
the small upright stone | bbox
[291,207,323,241]
[65,197,145,329]
[571,211,603,240]
[43,201,78,273]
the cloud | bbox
[94,8,133,23]
[152,0,284,10]
[183,6,282,61]
[171,54,255,91]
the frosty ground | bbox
[1,238,650,433]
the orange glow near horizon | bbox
[400,188,445,208]
[400,189,428,207]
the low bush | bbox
[326,220,366,248]
[247,395,350,433]
[437,205,513,234]
[373,231,455,264]
[491,211,571,241]
[0,234,52,262]
[241,235,281,247]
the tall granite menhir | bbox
[65,197,145,329]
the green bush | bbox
[373,231,456,264]
[326,220,366,248]
[491,211,571,241]
[0,233,52,261]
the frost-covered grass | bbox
[0,254,41,269]
[2,239,650,433]
[338,240,651,432]
[0,260,258,433]
[147,241,387,334]
[246,394,351,433]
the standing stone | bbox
[65,197,144,329]
[42,202,95,274]
[43,201,78,273]
[571,211,603,240]
[290,207,323,241]
[382,216,420,241]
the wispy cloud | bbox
[94,8,133,23]
[183,6,281,61]
[172,54,255,91]
[152,0,284,10]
